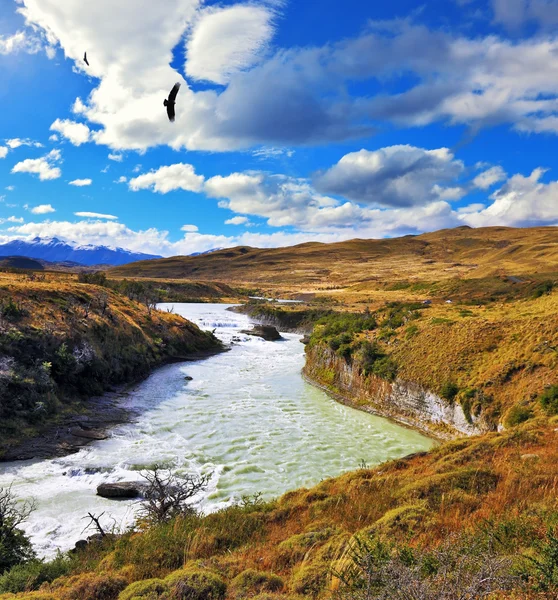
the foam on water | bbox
[0,303,433,557]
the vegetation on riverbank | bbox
[0,272,222,457]
[2,418,558,598]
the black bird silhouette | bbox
[84,52,89,66]
[164,82,181,122]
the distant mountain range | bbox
[0,237,162,267]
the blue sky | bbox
[1,0,558,256]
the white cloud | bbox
[0,216,24,224]
[252,147,295,159]
[11,149,62,181]
[472,166,507,190]
[181,224,199,232]
[462,168,558,227]
[5,186,15,191]
[185,5,275,85]
[6,138,43,149]
[492,0,558,30]
[15,4,558,151]
[116,176,127,183]
[225,216,250,225]
[314,146,464,207]
[49,134,59,142]
[129,163,204,193]
[0,30,44,55]
[108,153,123,162]
[50,119,91,146]
[0,147,7,159]
[74,212,118,220]
[69,178,93,186]
[29,204,55,214]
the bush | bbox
[370,356,398,382]
[440,381,459,403]
[0,487,35,574]
[59,573,127,600]
[539,386,558,415]
[230,570,283,596]
[119,578,169,600]
[78,272,108,287]
[164,569,226,600]
[504,404,534,428]
[0,555,72,593]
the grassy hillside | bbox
[109,226,558,294]
[0,272,221,457]
[2,419,557,598]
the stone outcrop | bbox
[303,344,488,440]
[240,325,283,341]
[97,481,147,499]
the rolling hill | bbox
[109,226,558,287]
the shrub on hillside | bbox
[56,572,127,600]
[504,404,534,428]
[118,578,169,600]
[0,555,72,593]
[78,272,108,287]
[440,381,459,403]
[0,487,35,575]
[539,386,558,415]
[230,569,283,597]
[164,569,226,600]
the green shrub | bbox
[0,555,72,593]
[405,324,419,339]
[504,404,534,428]
[164,569,226,600]
[539,386,558,415]
[440,382,459,403]
[59,573,127,600]
[371,356,398,382]
[78,272,109,287]
[119,578,169,600]
[230,570,283,596]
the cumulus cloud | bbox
[313,146,464,207]
[0,147,7,159]
[129,163,204,193]
[69,178,92,186]
[74,211,118,220]
[225,216,250,225]
[29,204,55,214]
[181,224,199,232]
[0,216,24,224]
[0,30,44,55]
[472,166,507,190]
[462,168,558,227]
[492,0,558,29]
[11,149,62,181]
[50,119,91,146]
[14,2,558,151]
[185,4,275,84]
[108,153,123,162]
[6,138,43,149]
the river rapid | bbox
[0,303,432,557]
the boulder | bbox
[184,375,193,381]
[300,335,311,345]
[239,325,282,341]
[96,482,146,499]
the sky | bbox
[1,0,558,256]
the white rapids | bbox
[0,303,432,558]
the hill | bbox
[0,271,221,459]
[109,226,558,288]
[0,237,162,267]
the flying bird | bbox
[84,52,89,66]
[164,82,181,122]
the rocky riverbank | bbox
[0,275,224,460]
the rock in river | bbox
[97,482,146,499]
[239,325,282,341]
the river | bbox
[0,303,432,557]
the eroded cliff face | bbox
[303,344,487,440]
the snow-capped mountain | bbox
[0,237,162,267]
